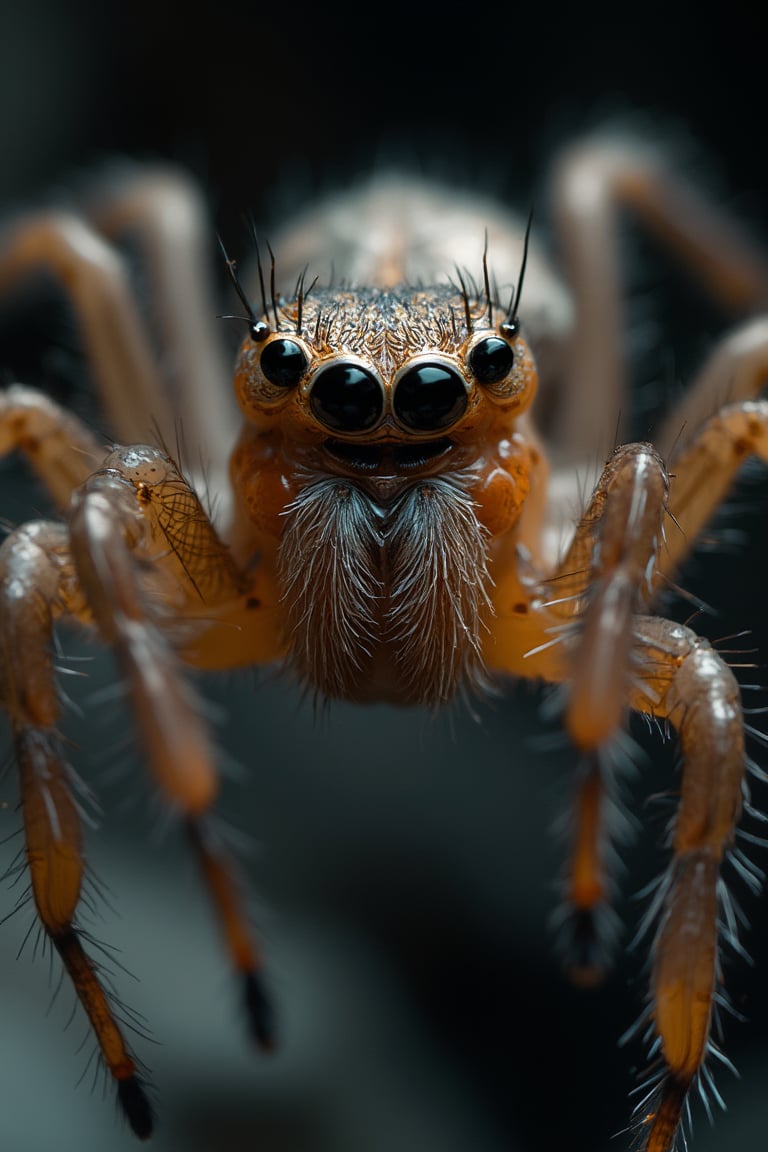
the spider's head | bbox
[233,283,538,483]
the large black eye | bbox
[393,362,467,431]
[469,336,515,384]
[310,362,384,432]
[260,338,308,388]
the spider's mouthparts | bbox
[324,437,453,472]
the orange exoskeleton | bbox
[1,136,768,1149]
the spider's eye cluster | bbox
[469,335,515,384]
[239,320,527,430]
[260,337,308,389]
[393,363,467,431]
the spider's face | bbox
[233,284,538,480]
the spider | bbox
[0,134,767,1151]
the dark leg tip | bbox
[118,1075,155,1141]
[244,970,276,1052]
[560,907,614,987]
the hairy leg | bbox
[489,442,670,977]
[81,165,239,510]
[0,385,104,507]
[626,615,748,1152]
[0,519,154,1136]
[67,446,275,1042]
[0,440,276,1128]
[0,208,173,446]
[489,434,755,1149]
[548,136,768,463]
[659,396,768,577]
[655,316,768,461]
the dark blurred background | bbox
[1,4,768,1152]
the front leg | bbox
[68,445,280,1047]
[0,442,282,1130]
[0,519,154,1136]
[489,441,756,1151]
[627,616,748,1152]
[489,442,670,978]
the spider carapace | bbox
[226,275,542,709]
[1,139,768,1150]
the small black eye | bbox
[469,336,515,384]
[310,362,384,432]
[260,338,308,388]
[393,363,467,431]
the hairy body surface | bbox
[1,140,768,1150]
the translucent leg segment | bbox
[0,522,153,1137]
[68,447,274,1048]
[549,138,768,462]
[0,211,173,445]
[626,616,745,1151]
